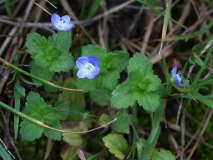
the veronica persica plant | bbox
[171,65,185,87]
[51,14,75,31]
[76,56,100,79]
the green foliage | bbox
[102,133,128,159]
[90,88,111,106]
[20,91,62,141]
[113,111,130,131]
[58,78,85,105]
[14,83,25,139]
[0,144,13,160]
[87,0,102,18]
[151,148,175,160]
[98,114,111,128]
[111,53,161,112]
[76,45,129,91]
[30,60,54,86]
[26,32,74,72]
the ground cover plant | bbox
[0,0,213,160]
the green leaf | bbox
[87,0,101,18]
[48,31,71,54]
[69,103,85,121]
[76,77,100,92]
[149,102,162,143]
[26,32,74,72]
[35,46,74,72]
[30,60,54,86]
[0,144,13,160]
[81,44,106,60]
[98,114,112,128]
[138,75,161,92]
[137,92,160,113]
[102,133,128,159]
[99,50,129,89]
[128,53,153,76]
[26,33,50,58]
[20,91,62,141]
[54,101,70,120]
[20,120,43,141]
[58,78,85,105]
[90,88,111,106]
[14,83,25,139]
[140,128,161,160]
[111,83,136,109]
[104,50,129,72]
[113,111,130,131]
[100,69,120,90]
[151,148,175,160]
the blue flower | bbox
[171,66,185,87]
[51,14,74,31]
[76,56,100,79]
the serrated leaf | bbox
[90,88,111,106]
[30,60,54,86]
[81,44,106,60]
[20,120,43,141]
[105,50,129,71]
[113,111,130,131]
[137,92,160,112]
[58,78,85,105]
[128,53,153,76]
[98,114,111,128]
[151,148,175,160]
[20,91,62,141]
[138,75,161,92]
[76,77,100,92]
[100,69,120,90]
[48,31,71,53]
[111,83,135,109]
[35,46,74,72]
[26,33,50,58]
[102,133,128,159]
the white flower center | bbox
[86,63,94,70]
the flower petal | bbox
[88,56,99,67]
[76,56,89,69]
[51,14,74,31]
[87,67,100,79]
[77,68,89,78]
[62,23,75,31]
[51,14,61,30]
[61,15,71,23]
[173,74,185,86]
[171,65,177,76]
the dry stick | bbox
[60,0,96,45]
[30,0,52,15]
[187,108,213,160]
[141,16,154,55]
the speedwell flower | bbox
[76,56,100,79]
[51,14,74,31]
[171,65,185,87]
